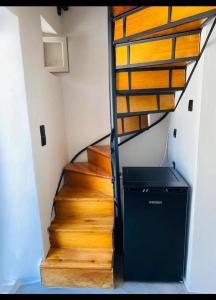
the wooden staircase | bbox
[113,6,216,137]
[40,145,114,288]
[41,6,216,289]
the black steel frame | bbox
[118,114,148,137]
[51,10,216,253]
[113,6,216,44]
[115,65,186,73]
[175,17,216,109]
[108,6,123,259]
[116,91,175,119]
[118,112,169,146]
[116,88,182,96]
[113,6,145,21]
[51,131,111,218]
[56,6,69,16]
[116,28,201,46]
[118,16,216,145]
[116,66,186,94]
[117,108,174,119]
[115,30,201,70]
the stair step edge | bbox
[64,163,112,179]
[88,146,111,158]
[41,260,113,270]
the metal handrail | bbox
[51,131,111,218]
[118,112,169,147]
[118,17,216,147]
[55,132,111,196]
[175,17,216,110]
[70,133,111,163]
[51,16,216,218]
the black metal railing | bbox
[55,132,111,197]
[52,11,216,220]
[117,16,216,147]
[51,132,111,218]
[175,17,216,109]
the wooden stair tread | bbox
[88,145,111,158]
[55,185,114,202]
[64,162,111,179]
[49,217,113,232]
[41,248,113,270]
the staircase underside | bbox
[113,6,216,43]
[113,6,216,138]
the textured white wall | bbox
[119,114,170,169]
[185,22,216,293]
[0,7,43,288]
[168,20,216,293]
[60,6,169,168]
[60,6,111,162]
[8,6,68,256]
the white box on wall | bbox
[43,36,69,73]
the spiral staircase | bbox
[40,6,216,289]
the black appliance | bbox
[122,167,190,282]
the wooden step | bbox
[87,146,112,176]
[116,68,186,92]
[117,94,175,116]
[64,162,111,178]
[49,218,113,249]
[114,6,216,42]
[41,267,113,289]
[117,115,148,136]
[41,248,113,270]
[41,248,113,288]
[115,31,200,69]
[112,6,137,17]
[54,185,114,218]
[64,163,113,196]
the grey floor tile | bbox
[16,280,189,294]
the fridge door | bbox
[123,187,188,281]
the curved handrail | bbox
[52,17,216,217]
[51,132,112,217]
[70,133,111,163]
[175,17,216,110]
[118,112,169,147]
[55,132,111,197]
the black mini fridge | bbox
[122,167,190,282]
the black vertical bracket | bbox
[57,6,69,16]
[108,6,122,255]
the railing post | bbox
[107,6,122,254]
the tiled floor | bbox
[16,280,190,294]
[16,256,191,294]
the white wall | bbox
[60,6,111,161]
[40,6,63,34]
[186,22,216,293]
[0,7,43,289]
[59,6,168,167]
[119,114,170,168]
[168,21,216,293]
[8,6,68,256]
